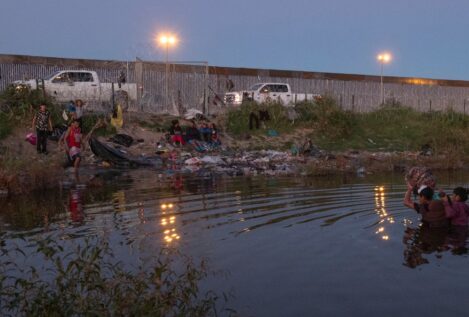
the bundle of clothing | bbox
[405,167,436,194]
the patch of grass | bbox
[0,85,61,139]
[82,114,116,136]
[312,101,469,154]
[0,150,63,195]
[224,97,469,155]
[225,101,293,135]
[135,114,181,133]
[0,112,13,139]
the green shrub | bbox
[0,84,57,114]
[226,101,259,135]
[81,114,116,136]
[311,96,355,138]
[294,101,318,122]
[0,85,61,139]
[0,112,13,139]
[0,236,232,316]
[226,101,291,135]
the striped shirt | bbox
[35,110,50,131]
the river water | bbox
[1,170,469,316]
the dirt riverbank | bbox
[0,112,467,196]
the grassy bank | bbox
[224,97,469,156]
[0,85,61,140]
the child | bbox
[169,120,184,146]
[61,119,82,183]
[184,120,201,143]
[441,187,469,227]
[199,122,211,143]
[404,185,448,228]
[210,123,221,146]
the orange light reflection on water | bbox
[160,202,180,244]
[374,186,395,241]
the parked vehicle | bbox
[224,83,321,106]
[14,70,136,106]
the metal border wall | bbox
[2,54,469,114]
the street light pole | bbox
[158,34,177,113]
[165,42,169,111]
[377,52,391,105]
[380,61,384,105]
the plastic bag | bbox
[25,133,37,145]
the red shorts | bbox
[171,135,184,144]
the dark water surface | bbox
[2,170,469,316]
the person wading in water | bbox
[61,119,83,183]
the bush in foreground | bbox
[0,236,233,316]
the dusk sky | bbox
[1,0,469,80]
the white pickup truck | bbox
[224,83,321,106]
[14,70,137,105]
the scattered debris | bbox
[109,134,134,147]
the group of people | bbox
[65,99,85,127]
[403,167,469,240]
[168,119,221,148]
[31,103,84,183]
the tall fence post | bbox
[429,99,432,112]
[204,62,208,115]
[352,94,355,112]
[135,58,144,112]
[464,99,466,115]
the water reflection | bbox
[160,202,180,244]
[2,171,469,266]
[373,186,395,241]
[403,225,468,268]
[112,191,127,213]
[68,188,84,224]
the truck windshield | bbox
[44,71,61,80]
[249,84,263,91]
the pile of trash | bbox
[176,149,301,176]
[89,133,331,177]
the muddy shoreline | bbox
[1,142,466,197]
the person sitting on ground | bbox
[184,120,201,143]
[209,123,221,146]
[60,119,82,183]
[404,184,448,228]
[199,122,212,142]
[441,187,469,227]
[169,120,184,146]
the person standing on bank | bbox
[32,104,52,154]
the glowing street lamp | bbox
[159,35,177,63]
[377,52,392,105]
